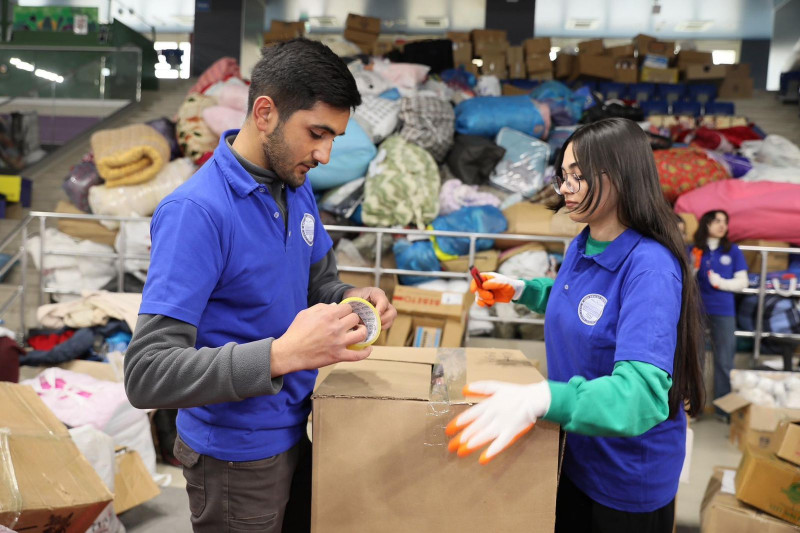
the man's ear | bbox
[251,95,279,135]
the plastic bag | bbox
[63,161,103,212]
[455,95,547,139]
[445,134,506,185]
[394,238,442,285]
[490,127,550,196]
[430,205,507,256]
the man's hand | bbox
[343,287,397,330]
[271,303,372,376]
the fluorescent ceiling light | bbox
[34,68,63,83]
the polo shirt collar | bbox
[576,226,643,271]
[215,128,259,198]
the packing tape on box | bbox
[426,348,468,447]
[0,428,23,530]
[340,297,381,350]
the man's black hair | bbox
[247,38,361,120]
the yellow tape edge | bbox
[340,296,381,350]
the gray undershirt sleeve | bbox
[124,314,283,409]
[308,248,354,306]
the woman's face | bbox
[560,142,619,224]
[707,212,728,239]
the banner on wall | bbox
[12,6,100,34]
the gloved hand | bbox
[708,270,722,289]
[445,380,551,465]
[469,272,525,307]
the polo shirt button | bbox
[564,284,569,290]
[274,212,280,218]
[288,231,292,237]
[258,187,266,193]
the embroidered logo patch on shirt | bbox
[301,213,315,246]
[720,254,732,266]
[578,294,607,326]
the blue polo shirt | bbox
[692,244,747,316]
[545,228,686,512]
[140,130,333,461]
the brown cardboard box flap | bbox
[523,37,551,56]
[701,466,800,532]
[314,359,433,401]
[777,422,800,467]
[392,285,471,319]
[113,449,161,514]
[0,383,112,532]
[735,446,800,526]
[713,392,752,414]
[749,404,800,432]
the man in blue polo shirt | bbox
[124,39,396,533]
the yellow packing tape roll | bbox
[340,297,381,350]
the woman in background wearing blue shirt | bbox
[447,118,705,533]
[691,210,748,406]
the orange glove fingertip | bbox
[445,417,462,436]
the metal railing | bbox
[0,212,797,364]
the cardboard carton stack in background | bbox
[388,285,472,348]
[263,20,305,45]
[523,37,552,81]
[447,31,475,72]
[472,29,509,79]
[720,63,755,99]
[605,44,638,83]
[506,46,526,79]
[343,13,381,54]
[570,38,615,81]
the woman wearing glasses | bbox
[447,118,704,533]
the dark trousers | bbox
[174,434,312,533]
[555,475,675,533]
[707,314,737,402]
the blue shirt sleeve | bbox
[139,199,224,326]
[732,244,748,273]
[614,269,682,376]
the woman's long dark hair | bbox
[550,117,705,418]
[693,210,732,253]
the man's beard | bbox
[263,123,305,188]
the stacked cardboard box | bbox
[388,285,472,348]
[448,31,474,70]
[472,29,509,79]
[343,13,381,54]
[311,346,561,532]
[506,46,526,79]
[521,37,552,80]
[263,20,305,44]
[719,63,755,99]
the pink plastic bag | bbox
[674,179,800,244]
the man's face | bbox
[263,102,349,188]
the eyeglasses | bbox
[553,172,583,195]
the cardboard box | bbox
[715,391,800,453]
[346,13,381,34]
[508,61,527,79]
[736,447,800,526]
[529,71,555,82]
[778,422,800,467]
[719,76,754,99]
[614,60,639,83]
[269,20,305,36]
[644,40,676,58]
[263,28,302,43]
[480,54,508,78]
[441,249,500,273]
[727,63,751,79]
[311,347,561,532]
[344,27,379,46]
[685,64,729,81]
[389,285,471,348]
[678,50,713,70]
[525,53,552,74]
[701,467,800,532]
[643,54,670,69]
[633,33,658,54]
[452,41,473,67]
[470,28,507,43]
[578,38,604,55]
[554,54,575,79]
[474,40,509,58]
[739,240,791,272]
[0,382,113,532]
[113,448,160,514]
[502,83,532,96]
[494,202,584,250]
[337,255,397,300]
[605,44,635,58]
[446,31,470,42]
[523,37,551,57]
[506,45,524,64]
[640,67,679,83]
[55,200,118,247]
[372,40,395,56]
[572,54,616,80]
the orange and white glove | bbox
[708,270,723,289]
[445,380,551,465]
[469,272,525,307]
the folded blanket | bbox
[91,124,170,188]
[89,157,195,218]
